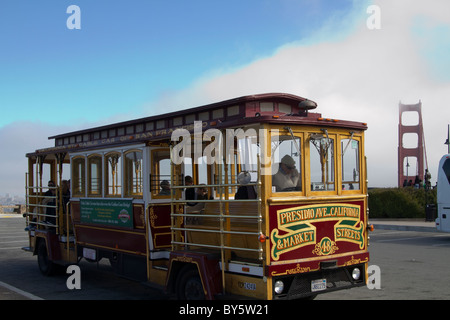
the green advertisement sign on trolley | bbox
[80,198,133,228]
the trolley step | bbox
[152,265,168,271]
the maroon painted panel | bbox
[268,200,367,263]
[74,225,146,255]
[148,204,172,249]
[71,200,147,255]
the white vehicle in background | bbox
[436,154,450,232]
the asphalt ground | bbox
[0,214,41,300]
[0,214,440,300]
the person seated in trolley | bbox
[184,183,212,224]
[42,180,57,226]
[184,177,210,204]
[158,180,171,195]
[194,184,211,201]
[184,176,196,205]
[272,155,301,192]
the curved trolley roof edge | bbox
[26,92,367,157]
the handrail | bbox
[24,177,60,233]
[66,201,71,258]
[171,240,262,253]
[171,212,260,219]
[168,142,263,295]
[145,204,151,281]
[170,182,259,189]
[170,198,258,203]
[172,225,261,234]
[169,180,263,259]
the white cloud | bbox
[0,122,60,196]
[149,0,450,187]
[1,115,120,195]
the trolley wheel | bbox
[176,266,206,300]
[37,240,56,276]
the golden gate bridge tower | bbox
[398,101,427,187]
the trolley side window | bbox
[341,138,360,190]
[271,135,302,192]
[31,162,52,194]
[72,156,85,197]
[124,150,143,197]
[197,155,209,185]
[223,127,258,196]
[214,162,240,198]
[151,149,171,198]
[310,134,335,191]
[88,154,102,196]
[105,152,122,197]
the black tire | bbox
[176,266,206,300]
[37,240,56,276]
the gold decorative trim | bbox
[271,264,319,276]
[312,238,339,256]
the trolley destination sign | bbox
[80,198,134,228]
[271,203,365,260]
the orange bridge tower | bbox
[398,101,425,187]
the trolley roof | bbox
[26,93,367,157]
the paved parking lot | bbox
[2,214,449,300]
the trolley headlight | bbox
[352,267,361,280]
[274,280,284,294]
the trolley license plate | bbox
[311,279,327,292]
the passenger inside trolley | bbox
[272,155,301,192]
[184,175,196,205]
[271,135,302,192]
[234,185,257,199]
[158,180,171,195]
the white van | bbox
[436,154,450,232]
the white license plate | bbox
[311,279,327,292]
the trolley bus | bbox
[23,93,371,299]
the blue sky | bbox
[2,0,450,197]
[0,0,362,127]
